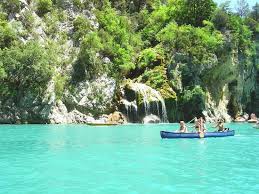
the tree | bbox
[0,41,54,98]
[36,0,53,16]
[177,0,216,27]
[250,3,259,21]
[0,20,17,49]
[73,32,104,81]
[219,1,232,13]
[2,0,21,13]
[236,0,249,18]
[212,7,230,31]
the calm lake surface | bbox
[0,123,258,194]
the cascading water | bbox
[121,83,168,123]
[121,99,138,122]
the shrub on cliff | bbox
[0,20,17,49]
[180,86,206,120]
[73,15,91,43]
[36,0,53,16]
[0,41,54,98]
[96,1,141,75]
[2,0,21,13]
[73,32,104,81]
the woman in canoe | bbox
[214,119,224,132]
[194,117,199,132]
[214,118,230,132]
[198,117,207,133]
[179,121,188,133]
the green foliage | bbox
[139,65,177,99]
[73,32,104,81]
[0,0,258,120]
[44,9,67,36]
[72,0,85,10]
[244,17,259,35]
[175,0,216,27]
[95,1,142,75]
[54,74,68,100]
[137,47,164,69]
[0,20,17,49]
[2,0,21,13]
[229,15,254,56]
[157,22,223,54]
[0,41,54,98]
[250,3,259,22]
[22,9,36,31]
[73,15,91,42]
[180,86,206,120]
[141,4,173,44]
[157,22,223,87]
[211,8,230,31]
[36,0,53,16]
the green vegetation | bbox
[36,0,53,16]
[0,0,258,121]
[0,41,54,99]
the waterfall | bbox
[152,89,168,123]
[129,83,168,123]
[121,99,138,122]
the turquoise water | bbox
[0,123,258,194]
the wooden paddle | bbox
[187,117,195,124]
[186,117,196,129]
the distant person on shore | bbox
[179,121,188,133]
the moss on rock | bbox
[137,65,177,100]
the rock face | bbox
[0,76,116,124]
[203,86,232,122]
[64,76,116,116]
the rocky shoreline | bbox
[0,79,240,124]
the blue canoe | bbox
[160,130,235,139]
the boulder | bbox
[107,111,127,124]
[143,114,160,124]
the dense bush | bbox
[36,0,53,16]
[0,20,17,49]
[96,2,140,75]
[175,0,216,27]
[54,74,67,100]
[2,0,21,13]
[73,15,91,42]
[0,41,54,98]
[180,86,206,120]
[73,32,104,81]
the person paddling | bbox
[214,118,224,132]
[198,117,206,133]
[179,121,188,133]
[194,117,199,132]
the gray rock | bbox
[64,75,116,115]
[69,110,95,124]
[143,114,160,124]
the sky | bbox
[215,0,259,9]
